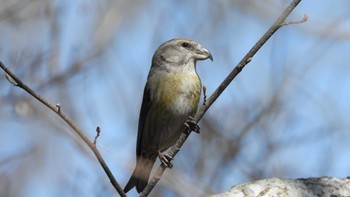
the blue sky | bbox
[1,0,350,196]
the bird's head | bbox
[152,38,213,70]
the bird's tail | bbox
[124,157,155,193]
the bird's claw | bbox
[158,151,173,168]
[184,116,200,134]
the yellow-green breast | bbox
[153,71,201,116]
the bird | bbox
[124,38,213,193]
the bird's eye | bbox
[182,42,190,48]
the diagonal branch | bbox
[140,0,306,196]
[0,62,127,197]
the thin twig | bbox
[281,14,308,26]
[0,62,127,197]
[140,0,305,196]
[6,73,18,86]
[94,126,101,146]
[56,103,61,113]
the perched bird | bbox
[124,38,213,193]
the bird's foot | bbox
[184,116,200,134]
[158,150,173,168]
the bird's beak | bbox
[207,50,213,61]
[196,47,213,61]
[203,48,213,61]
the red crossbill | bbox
[124,38,212,193]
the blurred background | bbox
[1,0,350,196]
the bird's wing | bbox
[136,82,152,157]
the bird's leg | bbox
[184,116,200,134]
[156,145,173,168]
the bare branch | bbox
[0,62,127,197]
[140,0,305,196]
